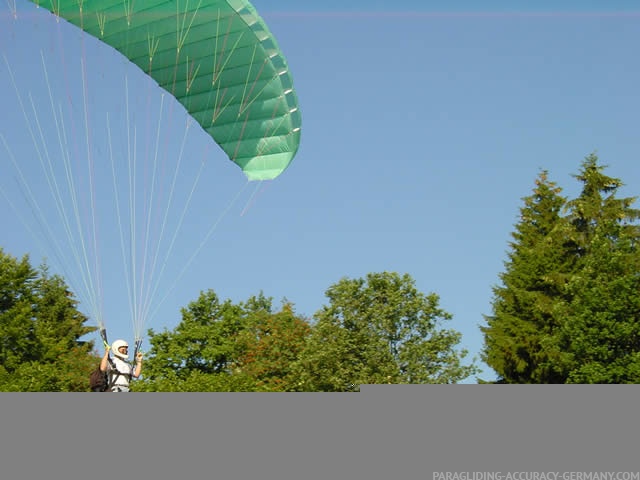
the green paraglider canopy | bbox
[29,0,301,180]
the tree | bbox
[0,249,97,391]
[558,155,640,383]
[136,289,254,391]
[234,302,311,391]
[564,154,640,259]
[482,154,640,383]
[135,290,312,391]
[294,272,478,391]
[481,170,571,383]
[560,231,640,383]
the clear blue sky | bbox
[1,1,639,382]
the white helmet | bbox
[111,339,129,360]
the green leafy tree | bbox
[234,302,311,391]
[481,170,571,383]
[136,289,256,391]
[0,249,97,391]
[294,272,478,391]
[136,291,312,391]
[133,369,263,392]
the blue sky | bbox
[1,1,639,382]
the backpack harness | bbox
[107,357,133,391]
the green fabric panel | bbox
[28,0,301,180]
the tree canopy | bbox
[0,249,97,391]
[482,154,640,383]
[293,272,478,391]
[135,273,477,391]
[134,290,311,391]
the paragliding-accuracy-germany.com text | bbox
[433,473,640,480]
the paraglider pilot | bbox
[100,339,143,392]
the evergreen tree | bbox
[559,155,640,382]
[482,170,570,383]
[482,154,640,383]
[564,153,640,258]
[0,249,97,391]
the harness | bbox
[107,357,133,391]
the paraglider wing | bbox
[29,0,301,180]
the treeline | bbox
[0,257,476,391]
[134,274,476,391]
[1,153,639,389]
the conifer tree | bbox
[483,154,640,383]
[0,249,96,391]
[482,170,570,383]
[559,155,640,382]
